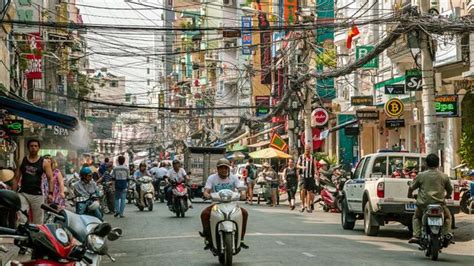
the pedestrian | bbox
[283,159,299,210]
[245,159,257,205]
[111,155,130,218]
[97,162,115,214]
[297,145,317,213]
[262,162,278,207]
[42,157,66,209]
[12,139,54,224]
[98,157,109,176]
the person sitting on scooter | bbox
[408,153,453,244]
[165,160,190,207]
[134,162,150,205]
[199,158,249,250]
[74,166,103,220]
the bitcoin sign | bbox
[384,98,404,117]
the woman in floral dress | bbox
[42,157,66,208]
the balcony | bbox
[469,0,474,14]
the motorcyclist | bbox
[165,159,190,207]
[199,158,249,249]
[150,162,169,200]
[73,166,103,220]
[134,161,151,206]
[407,153,453,244]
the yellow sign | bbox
[384,98,404,117]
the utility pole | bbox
[419,0,438,154]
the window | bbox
[147,79,151,86]
[147,68,150,74]
[146,57,150,63]
[388,156,403,175]
[372,156,387,175]
[353,158,366,179]
[360,156,372,179]
[405,157,421,172]
[110,81,118,87]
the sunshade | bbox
[227,151,246,160]
[0,96,78,129]
[249,147,291,159]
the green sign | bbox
[6,120,24,136]
[356,46,379,69]
[435,95,459,117]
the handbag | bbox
[256,172,266,185]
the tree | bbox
[460,92,474,168]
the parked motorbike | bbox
[0,190,121,266]
[207,189,246,266]
[73,193,104,220]
[414,204,454,261]
[134,176,155,211]
[170,181,188,218]
[126,179,136,204]
[317,167,348,212]
[460,180,473,214]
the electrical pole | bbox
[419,0,438,154]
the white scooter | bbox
[208,189,246,266]
[134,176,155,211]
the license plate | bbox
[405,203,416,211]
[427,217,443,226]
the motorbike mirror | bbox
[0,190,22,211]
[107,228,122,241]
[93,223,112,237]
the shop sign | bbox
[312,108,329,126]
[435,95,459,117]
[356,110,379,120]
[24,33,43,80]
[241,16,252,55]
[351,96,373,106]
[260,32,272,84]
[4,120,24,136]
[53,126,70,136]
[356,46,379,69]
[223,30,240,38]
[15,0,41,33]
[384,84,405,94]
[385,119,405,128]
[405,69,422,91]
[384,98,404,117]
[255,96,270,117]
[375,76,411,106]
[300,128,324,150]
[284,0,297,25]
[344,126,360,136]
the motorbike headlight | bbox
[87,234,105,252]
[218,190,233,202]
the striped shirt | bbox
[297,154,315,179]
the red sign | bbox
[300,128,324,151]
[284,0,298,25]
[312,108,329,126]
[25,54,42,79]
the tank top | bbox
[285,167,298,186]
[19,156,45,195]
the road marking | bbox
[275,241,285,246]
[302,252,315,257]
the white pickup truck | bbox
[341,151,461,236]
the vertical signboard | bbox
[356,46,379,69]
[241,16,252,55]
[316,0,336,100]
[15,0,41,33]
[257,0,271,84]
[284,0,297,25]
[25,33,42,80]
[255,96,270,117]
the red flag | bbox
[346,25,360,49]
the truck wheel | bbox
[364,202,379,236]
[341,199,356,230]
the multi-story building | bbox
[0,1,15,93]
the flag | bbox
[346,25,360,49]
[270,132,288,151]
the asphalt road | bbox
[98,200,473,266]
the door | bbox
[345,157,366,211]
[351,156,372,212]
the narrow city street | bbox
[103,200,474,266]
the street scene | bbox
[1,0,474,265]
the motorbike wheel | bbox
[180,199,186,218]
[160,194,165,203]
[147,198,153,211]
[430,234,440,261]
[460,192,470,214]
[323,205,330,212]
[223,232,233,266]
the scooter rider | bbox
[408,153,453,244]
[199,158,249,249]
[134,161,150,206]
[74,166,103,220]
[165,159,190,207]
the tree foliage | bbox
[460,92,474,168]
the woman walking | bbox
[283,159,299,210]
[262,162,278,207]
[42,157,66,209]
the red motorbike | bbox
[170,181,189,218]
[317,169,348,213]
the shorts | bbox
[302,178,316,191]
[247,179,255,186]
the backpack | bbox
[247,165,256,180]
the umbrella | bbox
[248,147,291,159]
[227,151,246,160]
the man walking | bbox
[12,139,54,224]
[297,145,317,213]
[111,156,129,218]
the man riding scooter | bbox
[165,160,192,209]
[199,158,249,250]
[408,153,453,244]
[73,166,103,220]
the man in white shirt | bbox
[165,159,189,206]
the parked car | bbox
[341,151,461,236]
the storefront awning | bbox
[0,96,78,129]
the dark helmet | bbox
[172,159,181,165]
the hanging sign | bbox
[435,95,459,117]
[384,84,405,94]
[384,98,404,117]
[241,16,252,55]
[356,110,379,120]
[312,108,329,127]
[405,69,422,91]
[351,96,373,106]
[385,119,405,128]
[300,128,324,150]
[255,96,270,117]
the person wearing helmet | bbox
[73,166,102,220]
[134,161,151,205]
[199,158,249,250]
[403,160,418,179]
[165,159,190,206]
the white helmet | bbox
[87,201,100,211]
